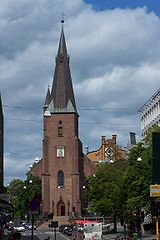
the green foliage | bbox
[87,160,127,217]
[7,175,41,219]
[87,126,160,224]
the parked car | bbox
[63,225,70,234]
[25,223,36,230]
[102,223,110,230]
[59,224,66,232]
[14,226,25,232]
[63,224,76,236]
[21,221,28,227]
[66,226,74,236]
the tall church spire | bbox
[45,23,78,115]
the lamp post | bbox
[136,157,143,240]
[23,179,40,240]
[23,180,33,222]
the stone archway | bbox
[57,200,65,216]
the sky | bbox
[1,0,160,185]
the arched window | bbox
[58,126,63,137]
[57,170,64,187]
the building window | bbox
[56,146,65,157]
[57,170,64,187]
[58,126,63,137]
[58,120,63,137]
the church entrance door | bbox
[57,201,65,216]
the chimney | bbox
[130,132,136,145]
[112,135,117,144]
[101,136,106,145]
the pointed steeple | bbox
[47,24,78,115]
[57,27,68,59]
[44,86,51,108]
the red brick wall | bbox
[42,113,82,216]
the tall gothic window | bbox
[58,126,63,137]
[57,170,64,187]
[58,120,63,137]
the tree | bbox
[87,125,160,233]
[122,125,160,215]
[119,125,160,234]
[7,179,25,218]
[87,159,128,231]
[7,175,41,219]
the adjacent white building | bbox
[139,88,160,138]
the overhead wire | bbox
[3,104,140,126]
[4,117,140,125]
[3,104,140,111]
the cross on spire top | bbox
[61,12,65,24]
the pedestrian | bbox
[7,234,13,240]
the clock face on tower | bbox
[105,147,113,157]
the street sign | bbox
[28,197,40,213]
[150,185,160,197]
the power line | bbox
[3,105,41,110]
[3,104,140,111]
[5,117,42,122]
[4,117,139,126]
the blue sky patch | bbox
[84,0,160,16]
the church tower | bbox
[41,23,83,219]
[0,94,4,193]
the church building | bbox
[31,24,96,221]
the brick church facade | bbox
[31,25,127,221]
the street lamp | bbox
[137,157,142,162]
[110,159,115,164]
[135,157,143,239]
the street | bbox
[21,228,69,240]
[20,226,156,240]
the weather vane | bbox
[61,12,65,24]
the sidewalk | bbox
[102,233,156,239]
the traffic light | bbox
[51,221,58,228]
[151,201,160,216]
[152,132,160,184]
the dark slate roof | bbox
[44,87,51,108]
[45,27,78,114]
